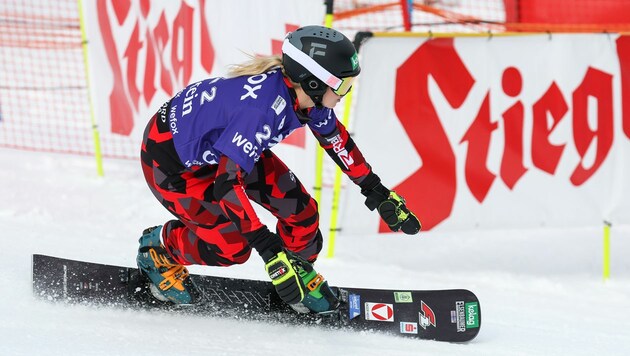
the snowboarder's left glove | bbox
[362,183,421,234]
[264,249,339,313]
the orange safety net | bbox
[332,0,630,34]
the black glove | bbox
[361,183,421,234]
[243,227,304,304]
[264,249,309,305]
[245,227,339,312]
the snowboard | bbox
[32,254,481,342]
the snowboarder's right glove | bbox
[362,183,422,234]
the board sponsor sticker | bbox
[365,302,394,322]
[349,294,361,320]
[465,302,480,328]
[400,322,418,334]
[393,291,413,303]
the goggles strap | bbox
[282,39,342,91]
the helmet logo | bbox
[351,53,359,70]
[309,42,327,58]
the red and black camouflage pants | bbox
[140,114,322,266]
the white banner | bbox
[342,34,630,233]
[81,0,324,185]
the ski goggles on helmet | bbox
[283,39,357,96]
[331,76,355,96]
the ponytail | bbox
[227,55,283,77]
[227,54,301,90]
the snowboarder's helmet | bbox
[282,25,360,106]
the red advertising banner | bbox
[345,34,630,232]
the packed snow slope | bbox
[2,148,629,355]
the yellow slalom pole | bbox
[78,0,104,177]
[603,221,611,281]
[327,88,354,258]
[321,6,337,257]
[324,13,334,27]
[314,14,335,209]
[314,147,324,210]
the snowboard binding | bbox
[126,269,202,307]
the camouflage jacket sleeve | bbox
[308,108,381,191]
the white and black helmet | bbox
[282,25,360,106]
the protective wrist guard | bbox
[362,183,422,235]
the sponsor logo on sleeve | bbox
[325,134,354,169]
[400,322,418,334]
[349,294,361,320]
[168,104,179,135]
[393,291,413,303]
[313,119,328,128]
[313,108,332,128]
[158,101,169,123]
[365,302,394,322]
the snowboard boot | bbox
[294,262,339,314]
[136,226,199,304]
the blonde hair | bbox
[227,54,302,90]
[227,54,283,77]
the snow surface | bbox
[2,147,630,355]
